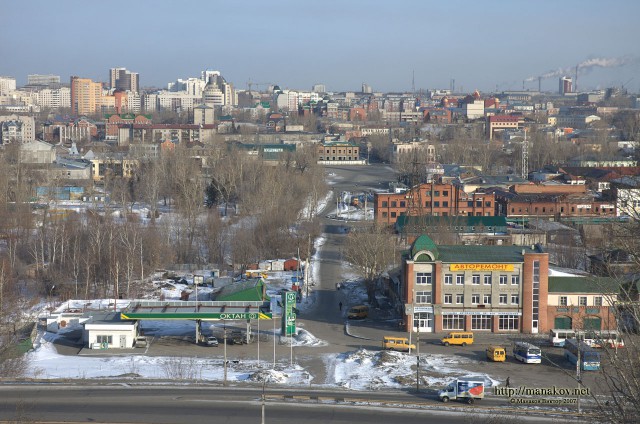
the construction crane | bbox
[247,79,274,93]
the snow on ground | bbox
[327,349,498,390]
[27,329,496,390]
[27,333,309,384]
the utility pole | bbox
[223,325,228,386]
[261,381,266,424]
[416,355,420,393]
[576,334,582,414]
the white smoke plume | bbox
[525,56,636,82]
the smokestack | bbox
[538,76,542,92]
[575,65,579,93]
[522,80,525,90]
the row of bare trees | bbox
[0,142,326,304]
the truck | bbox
[438,378,485,404]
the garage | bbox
[583,316,602,331]
[554,316,572,329]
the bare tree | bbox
[343,223,397,303]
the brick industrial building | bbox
[374,183,495,225]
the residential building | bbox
[559,76,572,95]
[401,234,548,333]
[0,114,35,143]
[70,76,104,116]
[193,104,215,126]
[0,76,16,95]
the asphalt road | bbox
[0,385,579,424]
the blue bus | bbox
[564,338,601,371]
[513,341,542,364]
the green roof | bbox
[411,234,439,260]
[216,279,270,302]
[548,276,621,294]
[437,245,539,263]
[397,215,507,233]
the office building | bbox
[110,68,139,93]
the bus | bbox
[580,330,624,349]
[564,338,601,371]
[549,329,576,347]
[513,341,542,364]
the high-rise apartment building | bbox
[0,76,17,95]
[110,67,139,93]
[70,76,104,116]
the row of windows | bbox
[380,200,492,208]
[442,314,519,331]
[559,296,603,307]
[443,294,519,305]
[510,206,612,214]
[443,274,520,285]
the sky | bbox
[2,0,640,94]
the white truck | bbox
[438,378,485,404]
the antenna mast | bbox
[521,129,528,179]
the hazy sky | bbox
[2,0,639,93]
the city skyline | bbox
[2,0,640,93]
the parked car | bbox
[206,336,219,347]
[135,336,148,348]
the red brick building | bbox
[491,184,617,219]
[374,183,495,225]
[401,235,549,334]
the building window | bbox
[483,274,492,285]
[443,190,448,196]
[499,294,507,305]
[434,191,440,196]
[559,296,568,306]
[416,273,432,285]
[391,201,397,207]
[442,314,465,330]
[381,201,388,207]
[391,212,396,218]
[471,315,492,330]
[443,201,449,207]
[594,296,603,307]
[444,294,453,304]
[483,294,492,304]
[472,275,480,285]
[416,291,432,303]
[499,275,507,285]
[425,201,431,207]
[498,315,519,331]
[96,335,113,344]
[471,294,480,304]
[456,294,464,304]
[456,274,464,285]
[579,296,587,306]
[444,274,453,285]
[511,275,520,285]
[382,212,388,218]
[511,295,519,305]
[400,201,406,207]
[434,201,440,207]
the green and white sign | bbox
[281,291,297,336]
